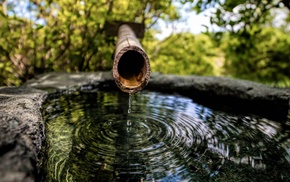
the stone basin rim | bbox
[0,71,289,182]
[25,71,290,122]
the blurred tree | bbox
[0,0,179,86]
[222,27,290,84]
[189,0,290,85]
[191,0,290,32]
[1,0,290,86]
[147,33,219,75]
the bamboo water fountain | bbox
[106,21,150,93]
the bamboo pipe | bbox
[113,24,150,93]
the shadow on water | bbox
[41,90,290,182]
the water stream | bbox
[128,93,132,114]
[42,90,290,182]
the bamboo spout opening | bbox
[113,24,150,93]
[118,50,145,87]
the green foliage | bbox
[222,27,290,84]
[193,0,290,32]
[147,33,219,75]
[0,0,289,87]
[192,0,290,86]
[0,0,179,86]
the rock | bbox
[1,71,288,181]
[147,73,290,121]
[0,87,47,182]
[25,71,289,121]
[24,72,114,91]
[25,72,290,121]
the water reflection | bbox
[42,91,290,181]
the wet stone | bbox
[0,87,47,182]
[0,71,289,181]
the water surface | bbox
[42,90,290,182]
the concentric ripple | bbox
[42,91,290,182]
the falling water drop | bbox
[127,120,132,126]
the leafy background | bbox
[0,0,289,86]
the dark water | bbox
[42,90,290,182]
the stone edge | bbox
[0,71,289,181]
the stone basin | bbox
[0,71,289,181]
